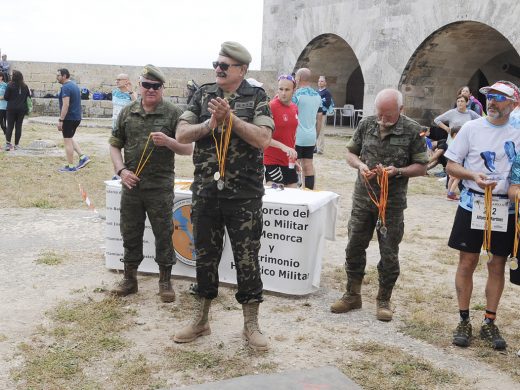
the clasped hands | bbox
[207,97,232,131]
[359,163,399,180]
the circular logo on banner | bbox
[172,198,196,266]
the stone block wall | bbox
[12,61,277,118]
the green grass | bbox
[35,250,67,265]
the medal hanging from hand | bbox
[510,193,519,271]
[135,133,155,177]
[363,167,389,237]
[211,114,233,190]
[482,186,493,256]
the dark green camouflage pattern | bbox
[347,115,428,210]
[182,80,274,199]
[344,114,426,291]
[345,206,404,290]
[191,196,263,303]
[120,187,175,266]
[110,99,182,266]
[109,99,183,190]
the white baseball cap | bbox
[479,81,519,101]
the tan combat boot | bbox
[242,302,268,352]
[173,297,212,343]
[330,279,362,313]
[158,265,175,302]
[376,287,393,322]
[111,263,138,296]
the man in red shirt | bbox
[264,75,299,188]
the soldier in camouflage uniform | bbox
[331,89,428,321]
[173,42,274,351]
[109,65,193,302]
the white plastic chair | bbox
[340,104,354,127]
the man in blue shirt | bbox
[57,68,90,172]
[293,68,323,189]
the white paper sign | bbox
[471,194,509,232]
[104,181,339,296]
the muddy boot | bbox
[330,279,362,313]
[173,297,212,343]
[242,302,268,352]
[111,263,138,297]
[376,287,393,322]
[158,265,175,303]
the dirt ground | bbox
[1,121,520,389]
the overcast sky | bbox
[1,0,264,70]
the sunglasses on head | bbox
[485,93,512,102]
[141,81,163,90]
[278,74,295,83]
[212,61,242,71]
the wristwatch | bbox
[117,167,127,176]
[396,168,403,178]
[58,118,64,122]
[203,119,211,131]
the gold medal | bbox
[217,179,224,191]
[214,172,220,181]
[510,257,518,271]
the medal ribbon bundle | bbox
[211,114,233,190]
[511,193,520,270]
[135,133,155,177]
[363,167,389,236]
[482,186,493,254]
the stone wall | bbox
[11,61,277,117]
[262,0,520,123]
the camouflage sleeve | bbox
[409,125,429,164]
[109,104,129,149]
[170,105,184,138]
[346,120,365,155]
[179,87,203,124]
[252,89,274,130]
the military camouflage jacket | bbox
[179,80,274,199]
[109,99,183,189]
[347,115,428,210]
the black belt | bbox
[466,187,508,199]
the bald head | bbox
[375,89,403,129]
[295,68,312,87]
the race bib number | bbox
[471,194,509,232]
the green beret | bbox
[140,64,166,84]
[219,41,252,65]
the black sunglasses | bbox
[212,61,242,71]
[141,81,163,90]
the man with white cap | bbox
[446,80,520,350]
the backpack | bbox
[327,97,335,115]
[80,88,90,100]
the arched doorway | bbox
[399,21,520,124]
[294,33,364,111]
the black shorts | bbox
[264,164,298,185]
[295,145,314,160]
[448,206,515,257]
[62,120,81,138]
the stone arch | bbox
[399,21,520,124]
[293,33,364,110]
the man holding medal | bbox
[446,81,520,350]
[330,89,428,321]
[109,65,192,302]
[174,42,274,351]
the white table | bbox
[105,180,339,295]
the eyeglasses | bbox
[485,93,512,102]
[212,61,242,71]
[140,81,163,90]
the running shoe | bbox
[77,155,91,169]
[4,143,12,151]
[480,322,507,350]
[452,320,472,347]
[59,165,78,173]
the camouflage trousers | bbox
[191,195,264,304]
[120,186,175,267]
[345,203,405,290]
